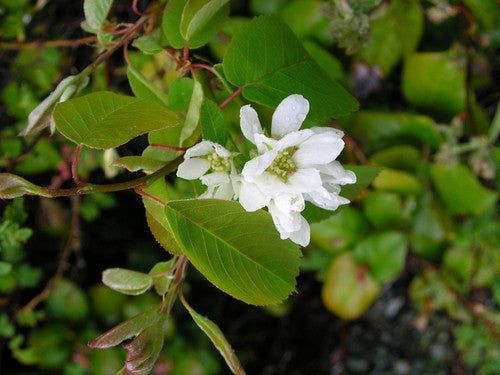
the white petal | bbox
[185,140,215,158]
[268,200,300,234]
[271,95,309,138]
[240,105,263,144]
[305,188,349,211]
[242,151,277,178]
[288,168,322,193]
[214,143,231,157]
[176,158,210,179]
[288,215,310,246]
[238,181,269,211]
[276,128,313,150]
[294,132,345,167]
[200,171,230,186]
[248,172,289,198]
[319,162,357,185]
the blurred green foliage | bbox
[1,0,500,374]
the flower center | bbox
[207,151,231,172]
[267,147,297,181]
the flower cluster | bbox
[176,95,356,246]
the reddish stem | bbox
[134,186,166,206]
[191,63,213,72]
[72,145,86,187]
[132,0,150,16]
[220,87,243,109]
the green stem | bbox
[42,155,182,198]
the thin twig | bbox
[220,87,243,109]
[0,36,96,50]
[18,196,82,314]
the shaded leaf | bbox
[354,231,408,283]
[322,252,380,320]
[180,294,246,375]
[430,163,498,215]
[165,199,301,305]
[350,111,441,153]
[102,268,153,295]
[201,99,228,145]
[127,65,169,106]
[402,51,466,118]
[142,178,183,255]
[358,0,424,75]
[53,92,179,149]
[182,0,230,42]
[372,168,423,195]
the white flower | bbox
[176,140,238,200]
[238,94,356,246]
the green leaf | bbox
[162,0,188,48]
[358,0,423,76]
[168,77,195,111]
[180,80,203,145]
[223,15,358,121]
[53,92,179,149]
[132,31,163,55]
[112,156,165,173]
[322,252,380,320]
[165,199,301,305]
[46,278,89,322]
[123,316,165,374]
[127,65,169,106]
[354,231,408,283]
[84,0,113,30]
[411,193,447,259]
[342,165,381,201]
[180,295,246,375]
[463,0,500,30]
[369,145,421,172]
[149,260,175,295]
[201,99,229,145]
[303,40,347,87]
[163,0,229,49]
[143,178,184,255]
[402,51,466,118]
[310,206,370,252]
[0,173,50,199]
[89,304,161,348]
[430,163,498,215]
[182,0,230,43]
[102,268,154,295]
[372,168,423,195]
[0,262,12,276]
[363,191,405,229]
[350,111,441,153]
[20,75,86,136]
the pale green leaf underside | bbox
[102,268,153,295]
[53,92,179,149]
[84,0,113,30]
[165,199,301,305]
